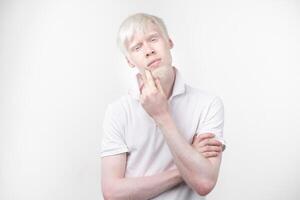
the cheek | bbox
[134,59,147,70]
[131,55,144,65]
[162,51,172,63]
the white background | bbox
[1,0,300,199]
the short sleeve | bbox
[100,104,129,157]
[196,96,226,149]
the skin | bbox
[101,22,224,200]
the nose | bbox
[144,44,155,57]
[146,50,155,57]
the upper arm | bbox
[101,153,127,195]
[194,131,223,187]
[197,96,225,145]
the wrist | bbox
[170,169,183,183]
[155,112,172,127]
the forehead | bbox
[127,23,163,45]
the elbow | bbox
[194,179,216,196]
[102,184,117,200]
[102,188,113,200]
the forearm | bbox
[103,169,183,200]
[157,114,218,192]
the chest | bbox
[125,101,200,152]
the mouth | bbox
[147,58,161,69]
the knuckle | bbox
[215,142,221,146]
[198,134,204,139]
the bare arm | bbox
[101,136,222,200]
[138,70,223,196]
[101,153,183,200]
[158,115,222,196]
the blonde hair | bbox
[117,13,170,55]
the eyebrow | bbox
[129,42,142,51]
[147,32,159,39]
[129,32,160,50]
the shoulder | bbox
[105,94,138,116]
[184,85,223,107]
[107,95,128,110]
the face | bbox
[125,23,174,79]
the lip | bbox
[147,58,161,68]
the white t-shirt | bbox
[101,68,225,200]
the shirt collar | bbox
[128,67,186,101]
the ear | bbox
[168,38,174,49]
[126,56,135,68]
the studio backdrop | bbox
[1,0,299,200]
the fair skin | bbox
[101,23,224,200]
[101,134,222,200]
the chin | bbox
[152,65,173,80]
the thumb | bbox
[192,134,202,144]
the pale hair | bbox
[117,13,170,55]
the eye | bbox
[133,45,141,51]
[151,37,157,42]
[135,46,141,51]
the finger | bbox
[136,73,144,93]
[155,77,165,95]
[145,70,156,88]
[192,134,202,144]
[202,152,219,158]
[141,72,149,93]
[193,134,207,144]
[198,138,222,147]
[141,72,147,85]
[193,133,214,144]
[198,145,223,153]
[197,133,215,141]
[198,139,222,148]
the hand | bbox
[137,70,169,122]
[192,133,223,158]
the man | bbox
[101,13,225,200]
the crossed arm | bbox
[101,153,182,200]
[101,133,223,200]
[158,117,223,196]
